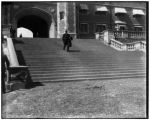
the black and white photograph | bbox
[1,1,148,119]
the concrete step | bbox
[29,68,145,73]
[31,74,145,83]
[15,38,146,83]
[30,72,145,78]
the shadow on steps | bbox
[15,50,44,89]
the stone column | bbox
[49,19,56,38]
[57,2,68,38]
[67,2,76,38]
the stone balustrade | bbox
[126,41,146,52]
[126,43,135,51]
[110,40,146,52]
[95,30,146,52]
[110,39,125,51]
[114,31,146,39]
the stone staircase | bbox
[14,38,146,83]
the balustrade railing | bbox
[110,39,125,50]
[126,43,135,51]
[110,40,146,52]
[114,30,146,39]
[95,30,146,52]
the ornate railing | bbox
[126,41,145,51]
[95,30,146,52]
[110,39,125,50]
[96,30,146,40]
[126,43,136,51]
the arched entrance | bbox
[15,7,56,38]
[18,15,49,37]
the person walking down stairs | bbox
[62,30,73,52]
[10,25,16,38]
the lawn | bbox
[2,78,146,118]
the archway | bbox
[15,7,56,38]
[17,15,48,38]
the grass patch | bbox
[2,78,146,118]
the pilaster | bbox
[57,2,68,38]
[67,2,76,38]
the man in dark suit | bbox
[62,30,72,52]
[10,25,16,38]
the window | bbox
[134,27,142,31]
[60,11,64,20]
[116,13,125,17]
[119,25,126,31]
[79,10,88,14]
[95,24,106,32]
[95,12,107,16]
[79,4,89,14]
[120,26,125,31]
[80,23,89,33]
[115,24,127,31]
[133,15,142,18]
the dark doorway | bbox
[17,15,49,38]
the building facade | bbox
[1,1,147,39]
[76,1,146,38]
